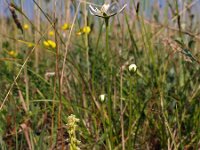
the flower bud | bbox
[99,94,106,102]
[128,64,137,73]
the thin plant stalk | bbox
[83,1,89,122]
[105,17,114,149]
[120,68,125,150]
[84,2,90,80]
[65,0,70,23]
[105,18,109,62]
[34,0,40,73]
[0,1,3,52]
[24,42,29,110]
[20,0,29,111]
[53,0,64,149]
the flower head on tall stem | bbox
[89,2,127,63]
[89,2,127,19]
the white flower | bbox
[89,2,127,18]
[99,94,106,102]
[128,64,137,73]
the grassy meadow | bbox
[0,0,200,149]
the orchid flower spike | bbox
[89,2,127,18]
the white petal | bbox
[89,9,95,15]
[107,2,119,15]
[101,3,110,13]
[94,7,101,14]
[89,5,102,16]
[89,5,97,13]
[118,4,127,13]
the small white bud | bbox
[181,23,186,30]
[128,64,137,72]
[45,72,55,80]
[99,94,106,102]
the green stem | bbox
[105,17,113,149]
[105,18,109,62]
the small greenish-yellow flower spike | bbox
[66,114,81,150]
[128,64,137,73]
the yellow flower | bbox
[43,41,50,47]
[83,26,91,34]
[48,31,54,36]
[23,24,29,30]
[28,43,34,48]
[8,50,17,57]
[43,40,56,48]
[48,40,56,48]
[76,31,82,36]
[62,23,71,30]
[76,26,91,36]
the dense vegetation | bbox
[0,0,199,149]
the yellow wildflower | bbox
[62,23,71,30]
[43,41,50,47]
[48,40,56,48]
[23,24,29,30]
[43,40,56,48]
[48,31,54,36]
[8,50,17,57]
[83,26,91,34]
[28,43,34,48]
[76,26,91,36]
